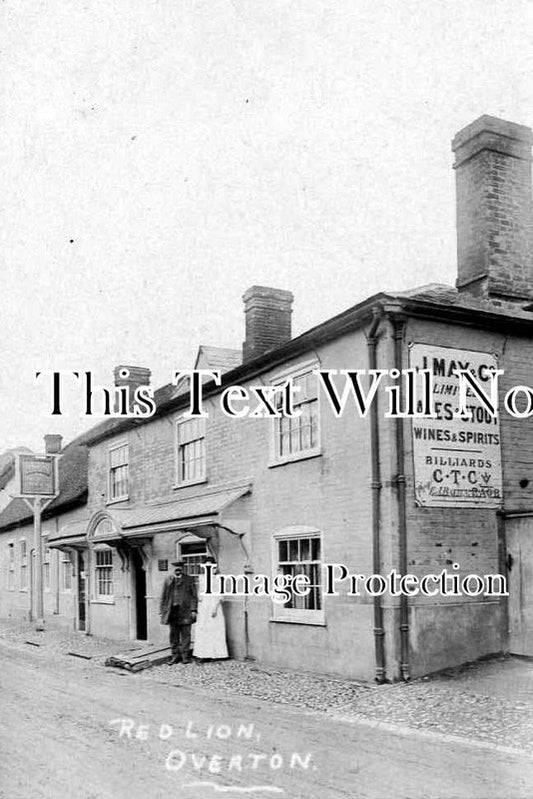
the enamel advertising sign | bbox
[409,343,502,508]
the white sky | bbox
[2,0,533,452]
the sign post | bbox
[33,497,44,629]
[15,453,60,631]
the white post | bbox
[34,497,44,631]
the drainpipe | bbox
[391,314,410,681]
[367,306,386,683]
[496,510,509,654]
[54,518,60,615]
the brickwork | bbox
[453,115,533,300]
[397,317,533,677]
[87,331,378,678]
[242,286,294,361]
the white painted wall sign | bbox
[409,343,502,508]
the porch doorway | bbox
[77,552,86,632]
[507,517,533,656]
[132,549,147,640]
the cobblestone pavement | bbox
[2,619,532,754]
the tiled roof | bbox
[47,517,90,546]
[0,447,32,491]
[112,483,251,532]
[46,483,251,545]
[0,442,88,531]
[195,346,242,373]
[394,282,533,321]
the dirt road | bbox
[1,638,532,799]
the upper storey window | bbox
[272,365,320,464]
[108,442,129,502]
[175,417,206,487]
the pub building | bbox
[1,115,533,681]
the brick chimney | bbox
[113,365,151,391]
[242,286,294,362]
[452,115,533,301]
[44,434,62,454]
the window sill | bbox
[268,449,322,468]
[269,615,326,627]
[91,598,115,605]
[19,588,28,593]
[173,477,207,490]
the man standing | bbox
[159,560,197,664]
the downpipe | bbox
[392,315,411,681]
[367,306,387,683]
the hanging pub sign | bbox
[409,343,502,508]
[15,453,59,498]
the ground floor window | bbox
[272,527,324,624]
[94,546,114,601]
[7,541,15,589]
[62,551,72,592]
[179,539,208,584]
[19,540,28,591]
[43,547,51,592]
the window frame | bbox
[93,545,114,603]
[271,526,325,625]
[18,539,28,592]
[7,540,15,591]
[61,551,73,593]
[178,538,208,587]
[107,440,129,503]
[43,545,51,593]
[174,415,207,488]
[269,360,321,467]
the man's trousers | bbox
[168,606,192,660]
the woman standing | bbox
[193,557,228,660]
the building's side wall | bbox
[388,317,533,678]
[0,505,86,630]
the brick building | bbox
[2,115,533,681]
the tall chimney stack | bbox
[452,115,533,301]
[242,286,294,362]
[44,434,62,454]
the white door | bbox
[507,517,533,656]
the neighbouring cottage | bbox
[0,436,89,630]
[2,115,533,681]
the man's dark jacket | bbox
[159,574,198,625]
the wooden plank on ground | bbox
[105,645,172,672]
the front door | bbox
[507,517,533,656]
[132,549,147,640]
[78,552,86,632]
